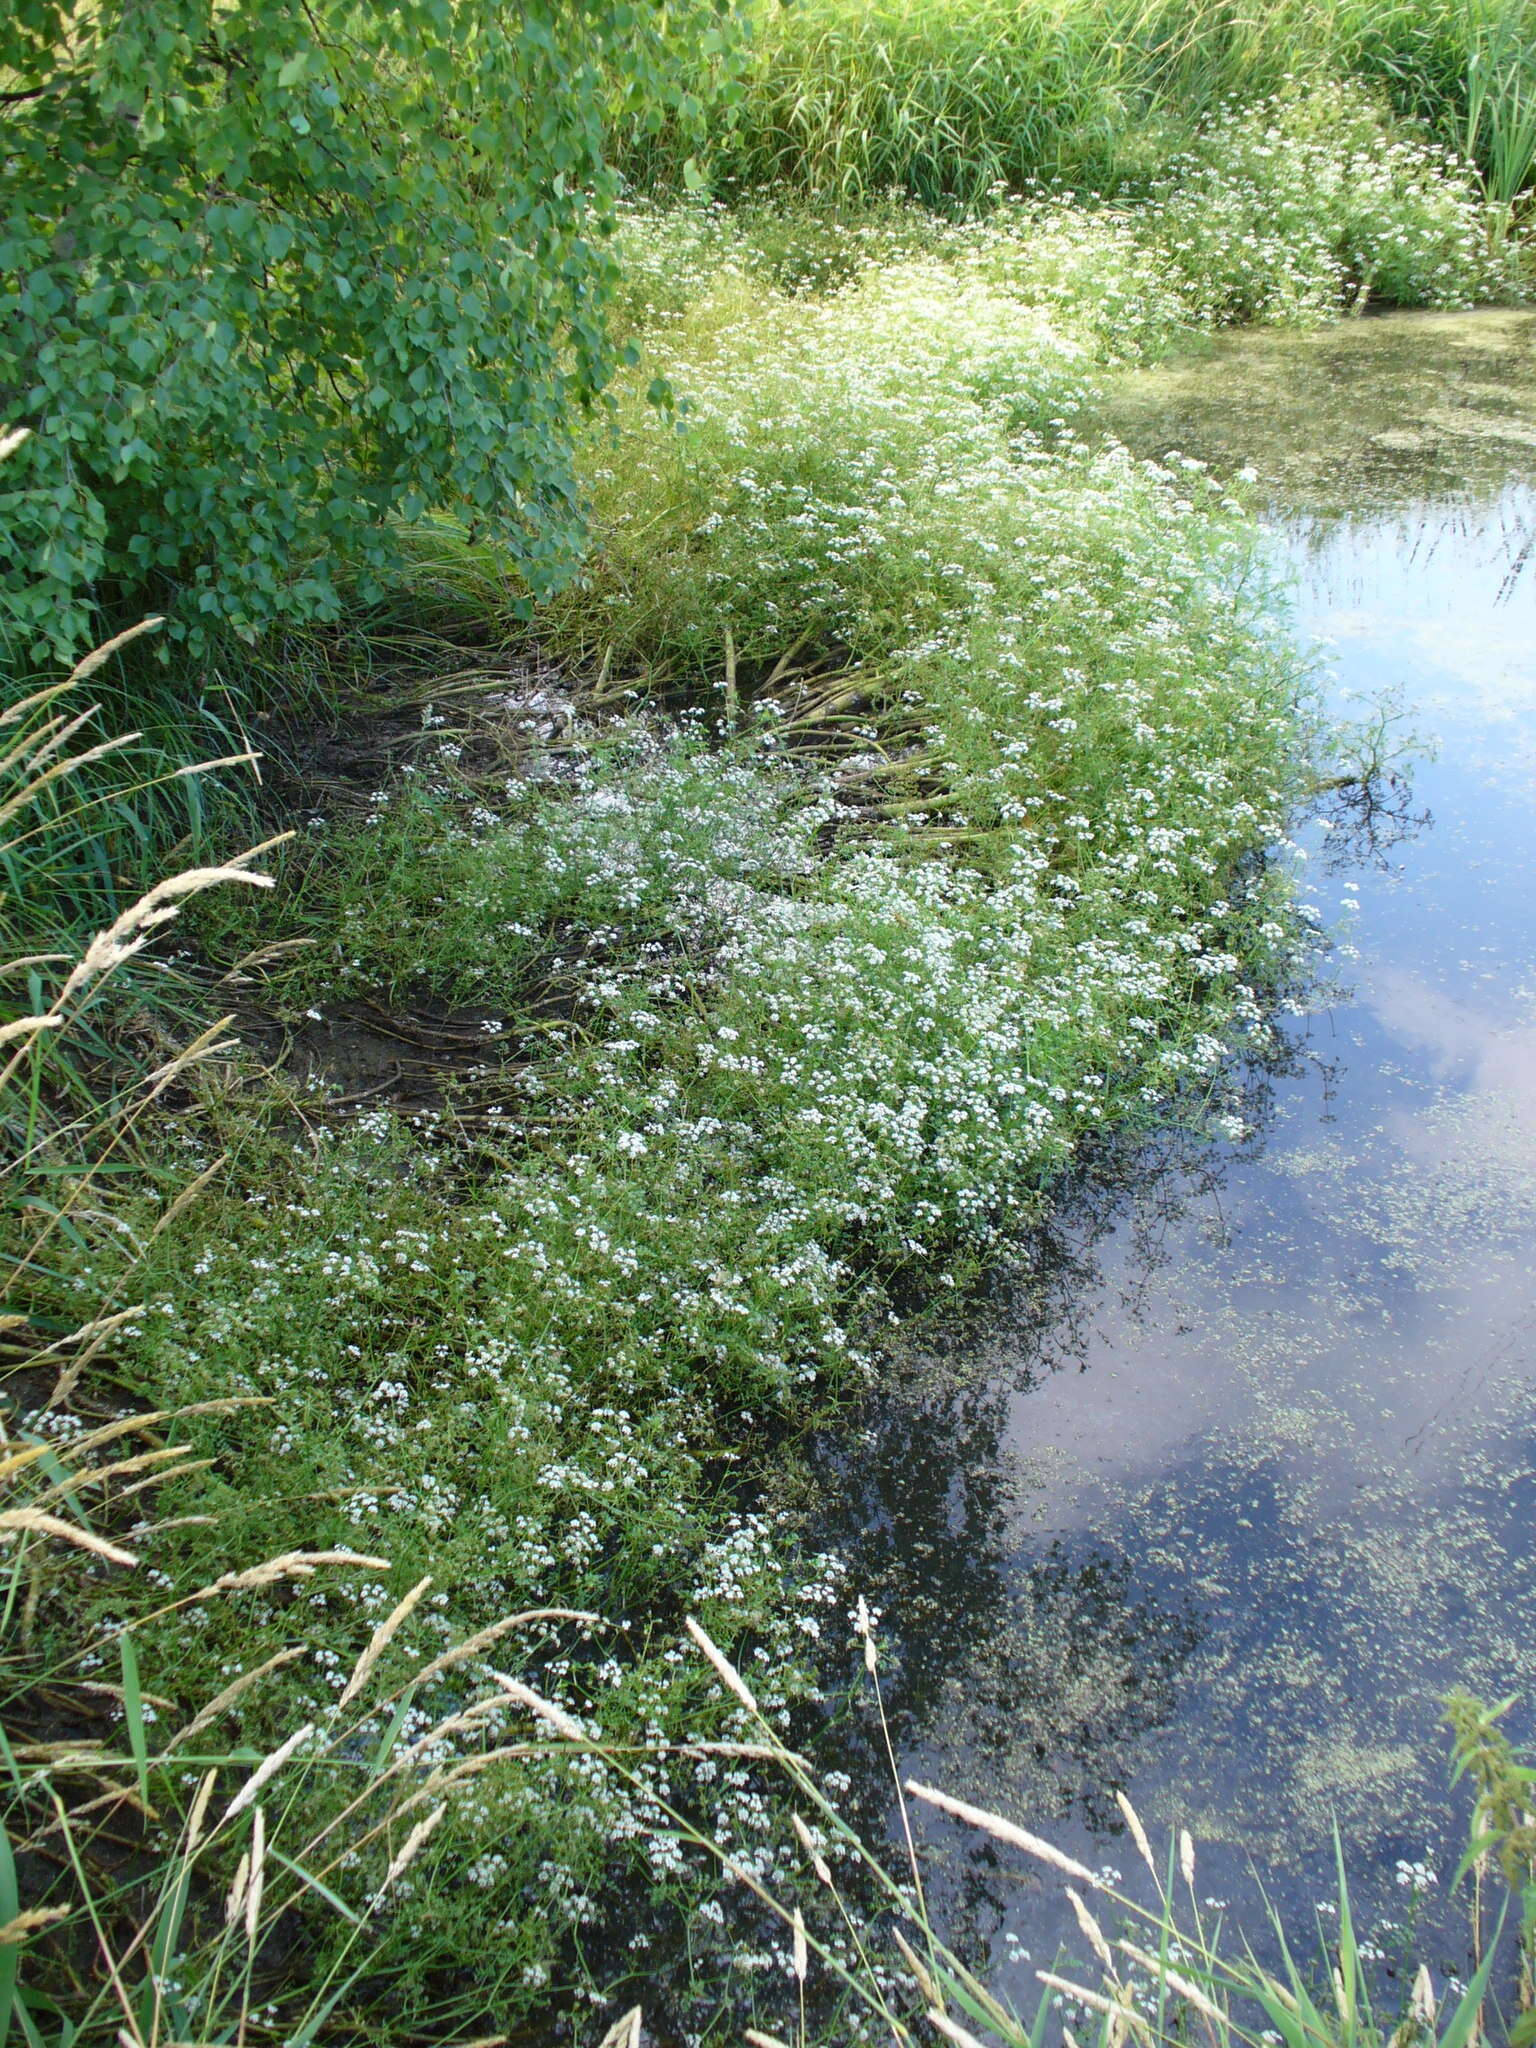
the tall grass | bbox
[1,430,356,979]
[0,1397,594,2046]
[618,0,1536,209]
[0,619,262,964]
[1464,7,1536,213]
[0,611,275,1206]
[0,618,567,2044]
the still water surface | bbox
[819,309,1536,1985]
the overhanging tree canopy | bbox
[0,0,736,656]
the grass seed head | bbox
[906,1781,1102,1888]
[1116,1790,1159,1881]
[685,1615,761,1716]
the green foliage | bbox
[0,636,830,2036]
[1463,4,1536,210]
[1145,87,1507,320]
[8,37,1505,2035]
[621,0,1536,210]
[27,1108,844,2032]
[540,119,1500,707]
[0,0,740,660]
[1445,1691,1536,2047]
[22,176,1336,2023]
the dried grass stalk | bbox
[195,1549,389,1597]
[926,2008,992,2048]
[905,1782,1102,1888]
[1117,1943,1227,2025]
[0,1507,137,1566]
[1115,1790,1159,1881]
[224,1723,315,1824]
[684,1615,760,1716]
[596,2011,643,2048]
[1067,1885,1116,1973]
[338,1573,433,1707]
[1036,1972,1122,2017]
[375,1803,447,1902]
[494,1677,589,1744]
[405,1604,600,1696]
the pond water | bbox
[809,309,1536,1992]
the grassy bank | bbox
[2,57,1532,2048]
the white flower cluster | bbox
[108,153,1355,2020]
[1145,86,1510,323]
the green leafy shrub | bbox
[0,0,738,660]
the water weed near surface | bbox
[509,1616,1534,2048]
[3,100,1524,2047]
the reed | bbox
[617,0,1536,209]
[1463,4,1536,213]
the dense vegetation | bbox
[2,2,1534,2043]
[619,0,1536,208]
[0,0,738,659]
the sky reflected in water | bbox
[815,310,1536,1986]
